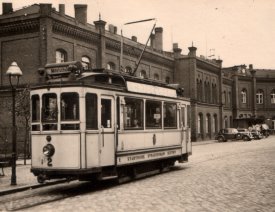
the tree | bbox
[3,85,30,165]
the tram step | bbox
[100,175,118,180]
[134,169,160,179]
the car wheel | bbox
[236,133,242,140]
[217,137,224,142]
[243,136,251,141]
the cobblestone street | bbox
[1,137,274,211]
[22,137,275,212]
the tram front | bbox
[30,86,86,183]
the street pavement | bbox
[1,137,275,211]
[0,140,216,195]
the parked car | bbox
[250,129,263,140]
[237,128,254,141]
[260,124,270,137]
[215,128,242,142]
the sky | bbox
[1,0,275,69]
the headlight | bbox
[43,144,55,157]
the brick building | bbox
[0,3,274,144]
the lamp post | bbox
[6,62,22,186]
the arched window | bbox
[125,66,132,74]
[198,113,203,134]
[154,73,159,80]
[198,114,201,134]
[228,91,231,107]
[213,114,218,133]
[256,89,264,104]
[206,114,211,134]
[139,70,147,79]
[81,56,90,70]
[223,91,226,105]
[204,81,208,102]
[197,79,203,102]
[224,116,228,128]
[271,89,275,104]
[212,84,217,104]
[56,49,67,63]
[107,62,116,71]
[165,76,170,84]
[241,89,247,104]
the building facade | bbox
[0,3,274,145]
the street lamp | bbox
[6,61,23,186]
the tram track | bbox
[0,180,117,211]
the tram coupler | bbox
[37,174,48,184]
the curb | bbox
[192,140,216,146]
[0,179,68,196]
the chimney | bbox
[108,24,117,34]
[59,4,65,16]
[150,34,155,49]
[173,43,182,58]
[74,4,87,24]
[40,4,52,16]
[188,46,197,58]
[2,3,13,15]
[154,27,163,51]
[131,36,137,42]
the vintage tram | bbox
[30,61,191,183]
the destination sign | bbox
[116,148,181,165]
[126,81,177,98]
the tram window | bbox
[42,93,57,131]
[164,102,177,128]
[31,94,41,131]
[146,101,162,129]
[61,93,79,121]
[31,95,40,122]
[124,98,143,129]
[86,93,98,130]
[42,93,57,122]
[101,99,112,128]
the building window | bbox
[154,73,159,80]
[241,89,247,104]
[271,90,275,104]
[107,62,116,71]
[197,115,201,134]
[256,90,264,104]
[206,114,211,134]
[197,79,202,102]
[222,91,226,105]
[140,70,147,79]
[82,56,90,70]
[56,49,67,63]
[125,66,132,74]
[213,114,218,133]
[224,116,228,128]
[212,84,217,104]
[198,113,203,134]
[228,92,231,107]
[165,76,170,84]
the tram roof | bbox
[32,62,187,99]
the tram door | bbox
[180,105,192,154]
[99,96,115,166]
